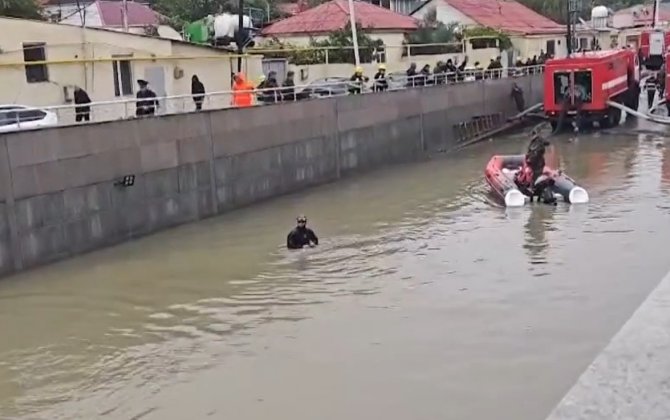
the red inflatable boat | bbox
[484,155,589,207]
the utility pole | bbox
[566,0,581,56]
[236,0,244,72]
[347,0,360,66]
[122,0,129,32]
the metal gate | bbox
[261,58,288,80]
[144,66,167,113]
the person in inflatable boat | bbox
[515,131,555,203]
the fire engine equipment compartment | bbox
[640,29,670,71]
[544,50,640,131]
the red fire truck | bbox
[639,28,670,70]
[665,51,670,114]
[544,49,640,130]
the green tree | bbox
[259,24,385,65]
[407,8,459,44]
[0,0,43,19]
[460,26,512,50]
[154,0,282,29]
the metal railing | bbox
[0,65,544,131]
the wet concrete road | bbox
[1,120,670,420]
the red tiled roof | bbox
[262,0,418,36]
[96,0,159,27]
[415,0,564,35]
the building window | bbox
[546,40,556,56]
[23,42,49,83]
[579,37,589,50]
[112,57,133,96]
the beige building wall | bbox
[510,34,568,60]
[0,17,263,124]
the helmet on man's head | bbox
[297,215,307,223]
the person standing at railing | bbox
[373,64,388,92]
[473,62,484,81]
[256,75,266,90]
[281,71,296,101]
[232,73,254,108]
[487,57,503,79]
[136,79,158,117]
[263,71,281,103]
[191,75,205,111]
[455,56,468,82]
[418,64,431,86]
[349,67,368,95]
[433,61,446,85]
[406,63,418,88]
[73,86,91,122]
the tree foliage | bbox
[403,9,461,55]
[154,0,283,28]
[460,26,512,50]
[259,24,384,64]
[406,8,460,44]
[0,0,43,19]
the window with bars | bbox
[23,42,49,83]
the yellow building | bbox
[0,17,263,123]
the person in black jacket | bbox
[511,82,525,113]
[135,79,158,117]
[73,86,91,122]
[282,70,296,101]
[287,215,319,249]
[191,75,205,111]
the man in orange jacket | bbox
[232,73,254,107]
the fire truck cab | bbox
[544,49,640,130]
[640,29,670,70]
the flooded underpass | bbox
[2,120,670,420]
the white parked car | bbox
[0,105,59,133]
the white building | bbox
[411,0,568,59]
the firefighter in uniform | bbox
[645,72,659,111]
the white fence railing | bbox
[0,65,544,132]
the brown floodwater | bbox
[1,120,670,420]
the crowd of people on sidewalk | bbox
[69,52,550,120]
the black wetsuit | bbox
[511,84,525,113]
[287,227,319,249]
[526,136,549,184]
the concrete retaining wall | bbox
[0,74,543,276]
[545,270,670,420]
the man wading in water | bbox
[287,215,318,249]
